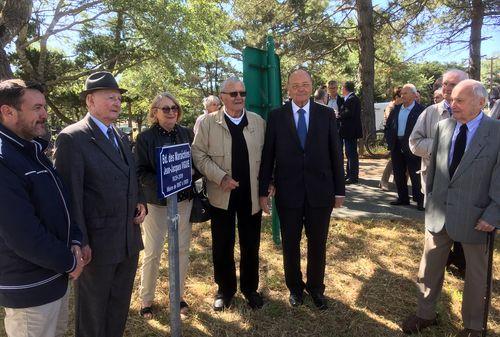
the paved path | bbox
[332,158,424,222]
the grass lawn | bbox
[1,217,499,337]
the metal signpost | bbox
[156,143,192,337]
[243,35,283,245]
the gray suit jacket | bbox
[425,115,500,243]
[54,114,144,265]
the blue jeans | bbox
[343,138,359,180]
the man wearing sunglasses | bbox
[259,68,345,310]
[192,77,266,311]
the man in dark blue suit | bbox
[385,83,425,210]
[259,69,345,310]
[338,82,362,184]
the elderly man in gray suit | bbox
[54,72,146,337]
[402,80,500,337]
[409,69,469,276]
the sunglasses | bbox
[156,105,179,114]
[222,91,247,98]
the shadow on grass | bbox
[355,267,460,335]
[127,295,402,337]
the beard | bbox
[16,119,47,140]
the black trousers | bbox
[75,254,139,337]
[342,137,359,180]
[210,205,262,298]
[276,201,333,295]
[390,139,423,204]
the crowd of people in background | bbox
[0,67,498,337]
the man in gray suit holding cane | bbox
[402,79,499,337]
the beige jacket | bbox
[409,101,450,192]
[191,108,266,214]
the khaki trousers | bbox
[4,288,69,337]
[140,200,193,303]
[416,229,490,330]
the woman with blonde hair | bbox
[134,92,195,319]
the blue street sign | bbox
[156,143,192,199]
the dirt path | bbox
[332,158,424,222]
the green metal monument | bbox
[243,36,282,245]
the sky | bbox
[371,0,500,64]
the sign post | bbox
[243,35,283,245]
[156,143,192,337]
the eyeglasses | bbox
[156,105,179,114]
[222,91,247,98]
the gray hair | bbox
[443,69,469,81]
[314,88,328,101]
[403,83,417,94]
[220,76,245,93]
[148,91,183,124]
[202,95,221,109]
[470,80,488,100]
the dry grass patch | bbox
[0,217,498,337]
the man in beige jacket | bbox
[192,77,266,311]
[409,69,469,276]
[409,69,468,194]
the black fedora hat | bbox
[80,71,127,100]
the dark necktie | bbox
[107,127,121,155]
[449,123,467,178]
[297,108,307,149]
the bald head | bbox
[450,79,487,124]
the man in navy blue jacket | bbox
[0,79,83,337]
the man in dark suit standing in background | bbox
[259,69,345,310]
[338,81,362,184]
[385,83,425,210]
[54,72,146,337]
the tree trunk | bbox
[0,48,13,79]
[356,0,376,145]
[0,0,33,80]
[127,101,133,128]
[469,0,484,80]
[109,10,124,72]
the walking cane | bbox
[482,230,496,337]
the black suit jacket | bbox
[54,115,144,265]
[385,102,425,152]
[259,99,345,208]
[338,93,362,139]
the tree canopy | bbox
[0,0,497,133]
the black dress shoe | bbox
[345,178,358,185]
[289,293,303,307]
[213,293,232,311]
[390,200,410,206]
[309,292,328,310]
[244,292,264,309]
[416,204,425,211]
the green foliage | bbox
[5,0,494,128]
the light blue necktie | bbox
[297,108,307,149]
